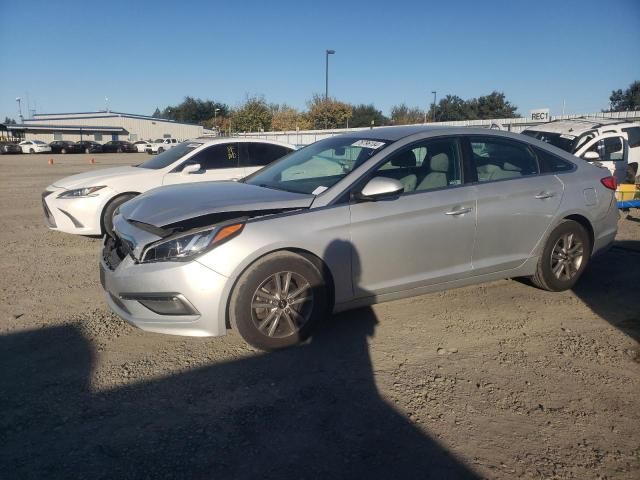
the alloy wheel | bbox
[250,271,313,338]
[550,233,584,281]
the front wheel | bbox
[29,148,35,154]
[116,147,123,153]
[157,147,164,154]
[230,252,329,350]
[530,220,591,291]
[85,148,91,154]
[101,193,137,236]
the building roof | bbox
[7,124,127,133]
[28,111,202,127]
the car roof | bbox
[524,117,638,136]
[189,137,296,148]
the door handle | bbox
[445,207,472,216]
[535,191,556,199]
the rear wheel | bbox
[230,252,328,350]
[116,147,123,153]
[29,148,35,154]
[61,148,67,154]
[101,193,137,236]
[530,220,590,291]
[85,148,91,154]
[157,147,164,154]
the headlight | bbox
[141,222,244,263]
[57,186,107,198]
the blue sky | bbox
[1,0,638,121]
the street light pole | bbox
[325,49,335,100]
[431,91,437,122]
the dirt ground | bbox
[0,152,638,479]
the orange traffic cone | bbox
[48,158,54,165]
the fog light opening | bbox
[120,293,199,316]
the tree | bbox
[430,95,470,122]
[306,94,353,129]
[157,97,229,125]
[151,108,162,118]
[390,104,424,125]
[3,117,16,125]
[230,96,272,132]
[471,91,519,119]
[349,104,389,128]
[608,80,640,111]
[270,104,311,131]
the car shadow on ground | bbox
[0,309,479,479]
[572,240,640,342]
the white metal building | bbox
[9,111,213,143]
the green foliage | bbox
[349,104,389,128]
[230,96,273,132]
[155,97,229,125]
[428,91,519,121]
[3,117,17,125]
[306,94,353,129]
[608,80,640,111]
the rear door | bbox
[467,136,564,274]
[348,137,476,296]
[243,142,293,177]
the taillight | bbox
[600,176,617,191]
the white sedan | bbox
[19,140,52,154]
[41,138,295,235]
[133,140,151,153]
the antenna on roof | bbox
[105,96,110,113]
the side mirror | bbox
[583,151,600,161]
[181,163,202,175]
[353,177,404,202]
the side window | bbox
[245,143,292,167]
[534,147,575,173]
[190,144,240,170]
[585,137,625,162]
[471,137,539,182]
[370,138,462,194]
[622,127,640,148]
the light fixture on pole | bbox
[431,91,437,122]
[16,97,23,123]
[325,49,335,100]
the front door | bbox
[163,143,244,185]
[348,137,476,297]
[574,133,628,183]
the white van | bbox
[522,117,640,182]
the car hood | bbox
[120,181,314,228]
[51,166,149,189]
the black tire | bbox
[101,193,137,236]
[116,147,123,153]
[29,148,35,154]
[230,251,329,350]
[530,220,591,291]
[157,147,164,154]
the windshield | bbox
[154,139,163,143]
[522,130,577,152]
[244,136,390,194]
[33,140,47,145]
[137,142,203,169]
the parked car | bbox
[146,138,179,154]
[101,140,138,153]
[49,140,81,154]
[99,126,619,350]
[75,140,103,154]
[19,140,52,154]
[133,140,151,153]
[41,138,294,236]
[0,142,22,154]
[522,117,640,182]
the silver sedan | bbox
[101,126,619,350]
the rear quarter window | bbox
[622,127,640,148]
[534,147,575,173]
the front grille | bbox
[41,191,56,227]
[103,234,131,271]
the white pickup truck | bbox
[146,138,180,154]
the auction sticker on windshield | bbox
[351,140,386,149]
